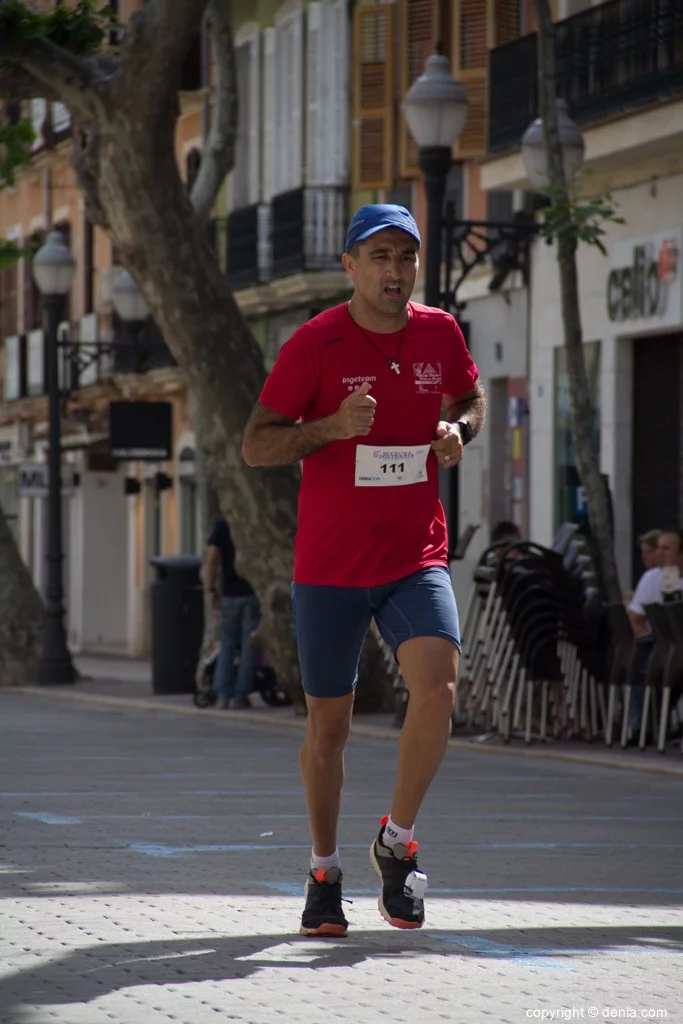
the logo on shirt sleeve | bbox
[413,362,442,394]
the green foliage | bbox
[0,238,30,269]
[0,1,119,57]
[538,176,626,256]
[0,116,34,188]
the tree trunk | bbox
[534,0,622,603]
[0,0,399,708]
[0,505,44,686]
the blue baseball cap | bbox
[345,204,421,253]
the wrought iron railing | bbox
[489,0,683,154]
[226,203,271,289]
[271,186,347,279]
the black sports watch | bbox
[455,420,473,446]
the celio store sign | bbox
[607,228,682,330]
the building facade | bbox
[481,0,683,586]
[0,0,205,656]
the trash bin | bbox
[149,555,204,695]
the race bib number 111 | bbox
[355,445,430,487]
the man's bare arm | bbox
[242,384,377,467]
[242,404,342,467]
[442,380,487,438]
[628,609,648,637]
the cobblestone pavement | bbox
[1,694,681,1024]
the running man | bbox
[242,204,486,936]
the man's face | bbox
[656,532,682,568]
[342,229,419,320]
[640,542,660,569]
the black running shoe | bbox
[299,867,348,937]
[369,817,427,929]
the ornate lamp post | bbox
[32,230,76,685]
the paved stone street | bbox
[1,694,681,1024]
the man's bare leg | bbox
[391,636,458,828]
[299,692,355,855]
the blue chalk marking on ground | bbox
[122,841,372,859]
[15,811,83,825]
[436,934,576,971]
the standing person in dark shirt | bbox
[204,517,260,709]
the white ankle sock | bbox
[382,817,414,850]
[311,848,341,871]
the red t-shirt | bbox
[259,301,479,587]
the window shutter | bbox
[248,34,261,203]
[333,0,350,185]
[494,0,521,45]
[306,2,322,185]
[398,0,436,179]
[453,0,488,158]
[290,10,304,190]
[352,4,394,191]
[263,27,277,200]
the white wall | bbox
[528,172,683,583]
[451,285,529,612]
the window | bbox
[23,232,44,333]
[352,0,523,186]
[0,263,18,340]
[305,1,349,186]
[53,221,72,324]
[273,9,304,195]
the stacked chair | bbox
[456,524,683,754]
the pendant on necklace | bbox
[389,360,401,375]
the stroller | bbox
[193,641,292,709]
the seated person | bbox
[629,527,683,636]
[626,527,683,735]
[623,529,661,602]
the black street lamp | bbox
[403,55,468,308]
[112,270,149,372]
[403,55,541,551]
[33,230,77,685]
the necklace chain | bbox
[346,305,409,375]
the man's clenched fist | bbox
[333,381,377,439]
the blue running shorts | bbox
[291,566,460,698]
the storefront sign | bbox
[109,401,173,460]
[607,229,682,329]
[17,461,76,498]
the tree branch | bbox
[122,0,209,97]
[0,61,59,101]
[3,38,98,117]
[190,0,238,221]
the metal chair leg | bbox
[620,687,632,749]
[524,679,534,744]
[606,684,617,746]
[658,688,671,754]
[540,681,549,742]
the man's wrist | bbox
[455,420,473,446]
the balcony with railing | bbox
[489,0,683,154]
[271,186,348,279]
[226,203,271,290]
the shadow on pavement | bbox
[2,926,682,1015]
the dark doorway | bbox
[632,333,682,584]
